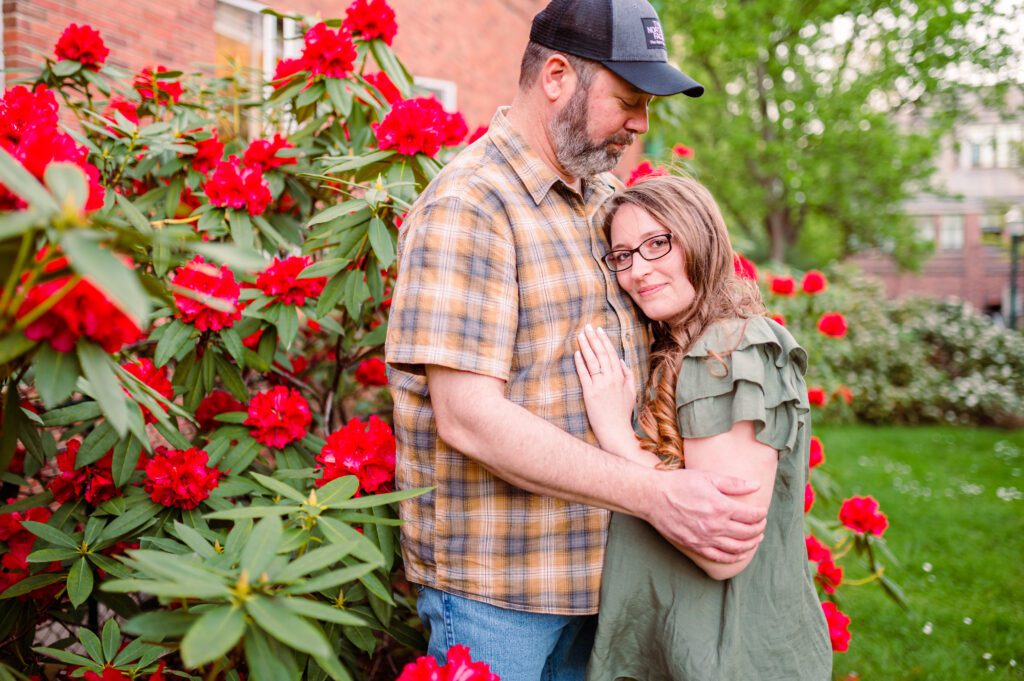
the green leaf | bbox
[86,553,133,580]
[110,436,143,487]
[307,199,367,227]
[115,193,154,235]
[101,578,231,600]
[34,343,82,409]
[243,627,300,681]
[26,547,78,563]
[67,556,95,607]
[279,596,370,627]
[246,595,333,659]
[324,78,354,116]
[228,209,255,249]
[0,332,36,364]
[52,59,82,76]
[171,521,216,559]
[189,242,268,271]
[20,520,79,549]
[220,326,246,367]
[369,41,412,97]
[204,505,294,521]
[367,217,396,269]
[31,646,95,668]
[240,514,283,576]
[97,499,161,543]
[276,304,299,349]
[44,162,88,213]
[281,562,378,595]
[62,232,149,327]
[330,486,432,509]
[0,146,58,212]
[316,272,348,319]
[251,473,307,503]
[77,343,129,436]
[358,570,394,606]
[181,605,247,668]
[123,610,198,639]
[357,322,387,347]
[154,319,194,367]
[318,517,384,567]
[315,476,359,506]
[296,81,325,108]
[300,258,350,279]
[275,541,356,583]
[41,400,102,426]
[78,626,103,662]
[76,420,118,467]
[341,269,369,319]
[101,617,121,662]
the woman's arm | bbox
[677,421,778,580]
[574,326,663,467]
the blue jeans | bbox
[415,585,597,681]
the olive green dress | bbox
[587,317,832,681]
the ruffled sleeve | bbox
[675,317,809,458]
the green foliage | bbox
[653,0,1019,264]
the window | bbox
[914,215,935,243]
[939,214,964,251]
[413,76,458,111]
[961,123,1023,169]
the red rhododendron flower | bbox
[189,129,225,174]
[355,357,388,387]
[0,507,50,543]
[256,255,326,306]
[17,275,141,353]
[316,415,396,495]
[804,483,814,513]
[195,390,245,432]
[48,440,120,505]
[271,57,309,89]
[122,358,174,424]
[817,312,847,338]
[104,98,140,136]
[672,143,694,158]
[344,0,398,45]
[822,602,852,652]
[809,436,825,469]
[302,23,358,80]
[0,507,62,601]
[733,253,758,280]
[626,160,668,187]
[416,98,468,147]
[373,97,447,157]
[170,255,242,332]
[204,158,273,215]
[467,125,488,144]
[801,270,828,294]
[362,71,401,105]
[815,557,843,594]
[0,85,59,147]
[769,313,786,326]
[834,385,853,405]
[397,645,498,681]
[807,386,827,407]
[54,24,109,69]
[805,534,831,563]
[134,66,183,105]
[144,446,221,509]
[768,275,795,296]
[243,134,296,172]
[245,386,312,448]
[81,662,167,681]
[839,496,889,536]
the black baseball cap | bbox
[530,0,704,98]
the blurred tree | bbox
[653,0,1020,266]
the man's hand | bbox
[645,469,767,563]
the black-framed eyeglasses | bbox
[602,233,673,272]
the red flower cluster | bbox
[243,134,296,172]
[807,386,827,407]
[144,447,222,509]
[801,270,827,294]
[817,312,848,338]
[0,85,105,212]
[815,556,843,594]
[363,71,402,105]
[625,160,669,187]
[48,440,119,505]
[672,143,695,159]
[838,496,889,536]
[397,645,498,681]
[733,253,758,280]
[0,507,61,600]
[104,98,140,135]
[189,129,225,174]
[245,386,312,448]
[834,385,853,405]
[203,158,273,215]
[170,256,242,331]
[272,57,308,89]
[315,415,396,495]
[821,602,852,652]
[302,23,358,80]
[133,65,183,105]
[81,661,166,681]
[18,274,142,353]
[256,256,326,306]
[355,357,388,387]
[54,24,109,69]
[809,436,825,469]
[805,534,831,563]
[768,275,795,296]
[122,358,174,424]
[769,313,786,326]
[344,0,398,45]
[195,390,245,432]
[373,97,466,157]
[468,125,489,144]
[804,483,814,513]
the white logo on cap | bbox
[641,18,665,49]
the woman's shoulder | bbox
[684,316,806,372]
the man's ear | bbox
[540,54,576,103]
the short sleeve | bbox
[675,317,809,457]
[385,195,518,380]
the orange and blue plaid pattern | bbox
[385,108,648,614]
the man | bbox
[385,0,767,678]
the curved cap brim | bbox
[602,60,704,98]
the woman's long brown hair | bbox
[604,175,765,468]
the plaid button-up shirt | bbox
[385,107,648,614]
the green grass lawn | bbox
[815,424,1024,680]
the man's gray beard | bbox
[549,86,634,179]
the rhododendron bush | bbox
[0,4,464,678]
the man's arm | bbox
[427,365,768,562]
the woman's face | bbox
[610,204,696,322]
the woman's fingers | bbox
[573,350,592,386]
[577,326,602,376]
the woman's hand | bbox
[574,325,639,456]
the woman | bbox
[574,176,831,680]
